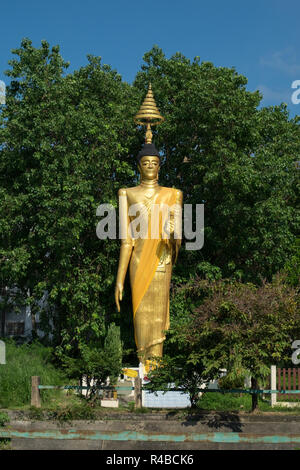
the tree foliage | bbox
[56,322,122,399]
[0,39,139,356]
[163,275,300,410]
[134,46,299,283]
[0,40,299,373]
[145,346,212,408]
[284,238,300,287]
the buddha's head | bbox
[138,155,160,181]
[137,143,160,182]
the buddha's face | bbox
[138,156,160,181]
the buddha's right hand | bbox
[115,283,123,312]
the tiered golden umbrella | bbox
[134,83,164,144]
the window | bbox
[6,322,25,336]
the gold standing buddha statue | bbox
[115,84,183,373]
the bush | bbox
[0,411,9,426]
[48,402,96,422]
[56,323,123,400]
[218,375,246,390]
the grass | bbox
[1,339,300,415]
[42,401,97,422]
[0,339,135,417]
[0,411,9,426]
[197,392,253,411]
[0,339,75,408]
[196,391,300,413]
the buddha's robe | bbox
[120,186,182,363]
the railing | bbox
[31,376,141,408]
[31,375,300,409]
[277,367,300,401]
[270,365,300,407]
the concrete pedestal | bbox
[100,399,119,408]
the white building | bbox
[0,289,47,339]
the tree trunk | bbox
[251,377,258,412]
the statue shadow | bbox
[166,410,244,433]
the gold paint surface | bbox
[116,170,183,365]
[115,90,182,368]
[134,84,164,143]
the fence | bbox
[30,375,141,408]
[31,368,300,409]
[277,368,300,401]
[271,365,300,407]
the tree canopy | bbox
[149,274,300,410]
[0,40,299,364]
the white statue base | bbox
[101,398,119,408]
[139,362,191,408]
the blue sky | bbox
[1,0,300,117]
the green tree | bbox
[172,275,300,411]
[0,40,299,372]
[284,238,300,287]
[134,46,299,284]
[145,346,212,408]
[0,39,139,356]
[56,323,122,399]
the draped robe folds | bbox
[127,187,181,362]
